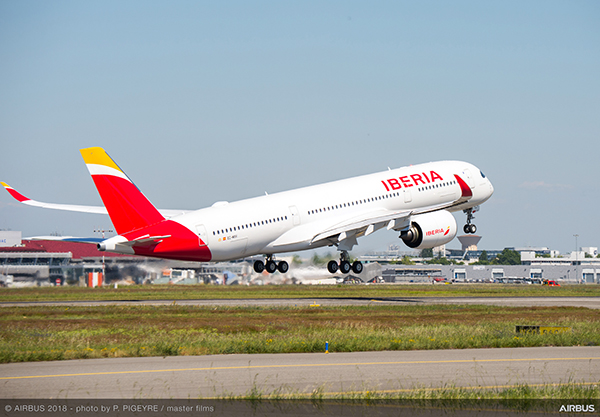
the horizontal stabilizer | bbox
[27,236,105,244]
[121,235,172,246]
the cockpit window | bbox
[480,171,486,178]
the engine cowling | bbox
[400,211,457,249]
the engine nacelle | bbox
[400,211,457,249]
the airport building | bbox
[0,231,207,287]
[380,264,599,284]
[363,238,600,284]
[1,231,598,286]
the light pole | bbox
[95,228,113,286]
[574,234,579,284]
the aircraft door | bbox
[289,206,301,226]
[403,189,412,203]
[462,168,475,189]
[195,224,208,247]
[227,237,248,256]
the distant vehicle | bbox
[3,147,494,275]
[543,280,560,287]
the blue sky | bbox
[1,1,599,255]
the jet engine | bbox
[400,211,457,249]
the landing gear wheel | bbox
[277,261,289,273]
[327,260,339,274]
[463,207,479,234]
[253,260,265,273]
[352,261,363,274]
[266,260,277,274]
[339,260,351,274]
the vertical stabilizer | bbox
[80,147,165,234]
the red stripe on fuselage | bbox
[454,174,473,198]
[123,220,212,262]
[91,175,165,234]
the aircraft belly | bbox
[262,240,321,254]
[210,237,248,261]
[209,227,283,261]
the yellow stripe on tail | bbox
[80,147,124,173]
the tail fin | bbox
[80,147,165,234]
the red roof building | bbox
[0,239,136,260]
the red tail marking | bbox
[91,175,165,234]
[123,220,212,262]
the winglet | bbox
[1,182,31,203]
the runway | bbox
[1,346,599,399]
[1,296,599,308]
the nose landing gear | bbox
[464,223,477,234]
[463,206,479,234]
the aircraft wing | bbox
[310,208,413,244]
[1,182,189,218]
[270,208,412,252]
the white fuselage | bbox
[169,160,493,261]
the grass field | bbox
[2,286,598,400]
[1,303,598,363]
[0,283,599,302]
[234,382,600,401]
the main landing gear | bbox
[253,252,364,275]
[253,256,289,274]
[327,251,363,274]
[463,206,479,234]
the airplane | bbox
[2,147,494,274]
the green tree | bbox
[479,250,488,262]
[421,248,433,258]
[401,255,415,265]
[425,257,451,265]
[491,249,521,265]
[292,255,303,266]
[311,252,335,266]
[474,250,490,265]
[311,253,324,265]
